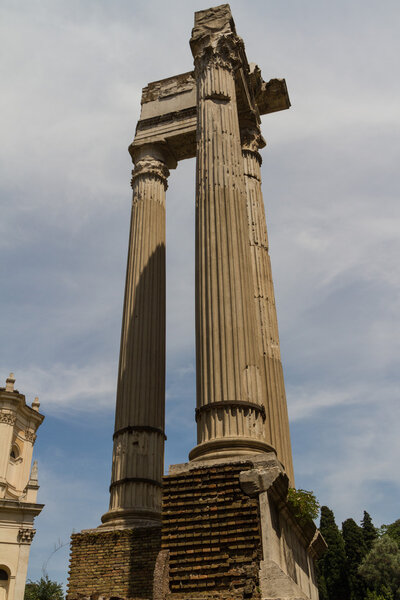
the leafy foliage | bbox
[359,535,400,600]
[365,588,395,600]
[24,576,64,600]
[318,506,350,600]
[380,519,400,546]
[287,487,320,523]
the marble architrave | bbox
[132,71,289,162]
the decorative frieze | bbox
[0,411,16,425]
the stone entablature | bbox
[0,374,44,600]
[133,68,289,163]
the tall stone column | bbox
[242,128,295,484]
[189,6,275,462]
[101,143,173,527]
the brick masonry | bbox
[67,462,262,600]
[163,462,262,600]
[67,527,161,600]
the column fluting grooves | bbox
[242,145,295,485]
[102,152,168,527]
[190,31,274,461]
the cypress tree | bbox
[318,506,350,600]
[361,511,378,551]
[342,518,368,600]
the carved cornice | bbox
[18,528,36,544]
[0,411,16,425]
[131,156,170,191]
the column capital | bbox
[241,126,266,155]
[190,5,244,74]
[131,155,170,191]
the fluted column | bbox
[101,143,172,527]
[189,6,275,461]
[242,129,295,484]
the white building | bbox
[0,374,44,600]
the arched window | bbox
[0,570,8,581]
[9,444,19,460]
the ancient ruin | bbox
[67,5,326,600]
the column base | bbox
[100,507,161,530]
[189,437,275,462]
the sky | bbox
[1,0,399,591]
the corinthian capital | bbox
[241,126,266,154]
[190,5,244,73]
[131,156,170,190]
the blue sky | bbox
[1,0,399,591]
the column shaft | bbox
[189,25,274,461]
[243,146,295,484]
[102,149,168,527]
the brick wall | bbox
[162,462,262,600]
[67,527,161,600]
[67,463,264,600]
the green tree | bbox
[287,488,320,523]
[342,518,367,600]
[365,588,394,600]
[382,519,400,546]
[318,506,349,600]
[24,576,64,600]
[359,535,400,600]
[361,511,377,551]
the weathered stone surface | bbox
[242,130,295,485]
[101,143,174,529]
[152,550,169,600]
[133,71,289,164]
[189,4,274,463]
